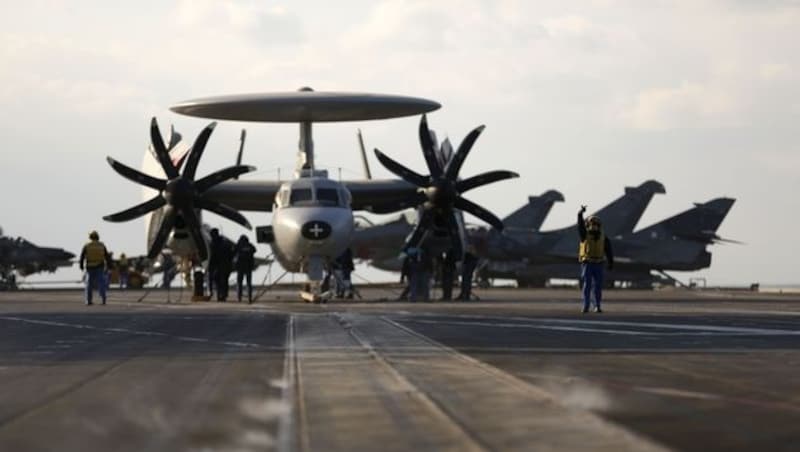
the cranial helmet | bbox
[89,230,99,240]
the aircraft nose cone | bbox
[301,221,332,240]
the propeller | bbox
[104,117,255,261]
[373,114,518,257]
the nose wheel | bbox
[301,281,332,304]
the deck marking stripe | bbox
[379,315,670,451]
[278,314,299,452]
[336,313,488,452]
[0,316,263,348]
[394,313,800,336]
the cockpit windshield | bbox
[316,188,339,206]
[289,188,313,205]
[278,180,350,208]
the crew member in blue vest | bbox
[578,206,614,313]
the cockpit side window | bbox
[340,188,352,207]
[276,188,290,208]
[289,188,313,205]
[316,188,339,206]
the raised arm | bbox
[577,205,587,241]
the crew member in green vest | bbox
[578,206,614,313]
[79,230,111,305]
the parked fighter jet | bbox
[352,188,565,270]
[482,180,666,286]
[0,227,75,289]
[103,88,518,301]
[489,197,737,288]
[499,190,565,232]
[357,180,666,279]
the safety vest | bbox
[83,241,107,268]
[579,230,605,263]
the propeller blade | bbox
[404,208,434,251]
[147,207,176,258]
[444,125,485,180]
[194,165,256,193]
[103,195,166,222]
[454,196,504,230]
[456,170,519,193]
[443,211,464,260]
[418,115,442,178]
[183,121,217,180]
[150,117,179,179]
[106,156,165,191]
[373,149,428,186]
[180,208,209,261]
[195,198,252,230]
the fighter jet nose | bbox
[301,221,332,240]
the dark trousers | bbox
[207,266,217,296]
[441,264,455,300]
[581,262,604,309]
[237,271,252,302]
[216,268,231,301]
[85,267,106,304]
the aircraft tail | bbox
[594,179,666,237]
[637,197,737,244]
[502,190,565,231]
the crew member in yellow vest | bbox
[79,230,111,305]
[578,206,614,313]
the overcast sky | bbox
[1,0,798,286]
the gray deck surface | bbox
[0,287,798,451]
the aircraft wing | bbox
[204,179,417,214]
[204,180,283,212]
[344,179,418,213]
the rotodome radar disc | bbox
[170,89,441,122]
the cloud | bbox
[621,81,741,130]
[759,63,793,80]
[174,0,304,46]
[0,33,155,117]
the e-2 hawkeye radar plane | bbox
[103,88,518,301]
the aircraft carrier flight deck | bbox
[0,288,798,451]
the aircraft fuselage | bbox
[270,177,354,279]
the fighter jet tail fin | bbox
[594,180,666,237]
[637,197,737,244]
[502,190,565,231]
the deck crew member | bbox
[577,206,614,313]
[79,230,111,305]
[234,235,256,303]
